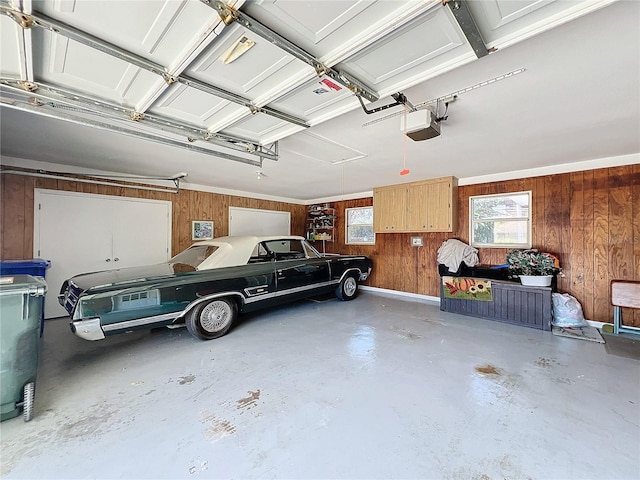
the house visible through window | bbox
[346,206,375,245]
[470,191,531,248]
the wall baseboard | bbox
[361,286,440,303]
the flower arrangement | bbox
[506,249,557,276]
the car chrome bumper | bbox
[70,318,105,341]
[360,267,371,281]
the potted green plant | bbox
[506,249,557,286]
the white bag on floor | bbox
[552,293,588,327]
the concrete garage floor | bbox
[1,291,639,479]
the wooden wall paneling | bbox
[416,234,429,295]
[229,195,257,210]
[457,185,469,243]
[217,194,230,238]
[386,234,400,291]
[489,248,507,267]
[332,201,346,254]
[170,192,181,257]
[401,234,413,293]
[95,183,109,196]
[608,166,634,278]
[23,177,35,258]
[402,234,418,293]
[202,191,215,235]
[542,175,562,257]
[3,165,638,325]
[56,179,75,193]
[77,179,94,195]
[190,190,209,228]
[176,190,193,254]
[218,195,229,237]
[608,166,636,326]
[328,166,637,323]
[383,234,397,290]
[2,175,26,258]
[532,176,545,250]
[558,173,571,293]
[35,177,58,191]
[592,168,610,322]
[634,164,640,324]
[407,233,418,294]
[292,204,306,238]
[569,171,585,308]
[369,234,383,288]
[582,170,596,320]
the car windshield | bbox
[169,245,219,269]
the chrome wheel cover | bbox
[200,300,232,332]
[344,277,357,297]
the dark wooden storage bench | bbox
[440,279,552,331]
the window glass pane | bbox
[303,241,321,258]
[170,245,219,268]
[289,241,304,254]
[473,220,529,245]
[348,225,374,244]
[265,240,290,253]
[348,207,373,225]
[470,191,531,248]
[473,193,529,220]
[346,206,374,245]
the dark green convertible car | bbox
[59,236,372,341]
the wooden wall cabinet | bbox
[373,176,457,233]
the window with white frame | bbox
[470,191,531,248]
[346,206,375,245]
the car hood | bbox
[67,262,198,291]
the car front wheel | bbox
[336,275,358,301]
[186,297,237,340]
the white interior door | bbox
[34,190,171,319]
[228,207,290,236]
[111,198,171,269]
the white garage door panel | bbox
[35,190,171,319]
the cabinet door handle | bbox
[114,257,120,262]
[105,258,111,262]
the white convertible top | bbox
[191,235,306,270]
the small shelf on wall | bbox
[306,204,335,246]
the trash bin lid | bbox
[0,275,47,296]
[0,259,51,269]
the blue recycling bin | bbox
[0,259,51,278]
[0,260,51,336]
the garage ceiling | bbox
[1,0,638,202]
